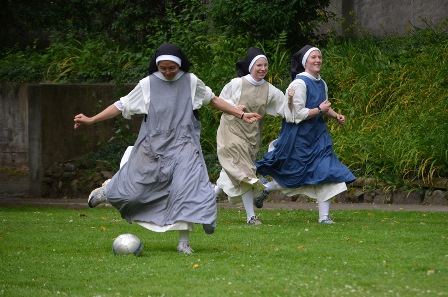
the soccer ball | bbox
[112,234,143,256]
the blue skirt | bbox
[256,117,355,188]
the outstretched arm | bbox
[74,104,122,129]
[210,96,261,123]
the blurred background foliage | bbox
[0,0,447,185]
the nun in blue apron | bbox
[255,45,355,224]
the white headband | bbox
[156,55,182,66]
[301,47,320,68]
[248,55,267,72]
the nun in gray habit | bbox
[74,43,261,254]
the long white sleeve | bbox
[265,84,288,117]
[190,73,216,110]
[284,79,310,123]
[118,77,151,119]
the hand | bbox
[242,112,262,124]
[319,99,331,113]
[287,88,295,100]
[73,113,91,129]
[335,113,346,125]
[236,104,246,111]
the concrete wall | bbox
[30,84,144,196]
[0,83,142,196]
[0,84,28,167]
[320,0,447,36]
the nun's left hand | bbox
[242,112,262,124]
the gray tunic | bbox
[106,73,217,227]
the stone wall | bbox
[42,159,448,205]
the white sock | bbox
[178,230,190,246]
[214,185,223,196]
[318,200,331,222]
[264,181,278,192]
[242,190,255,222]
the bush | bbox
[0,45,46,83]
[322,24,448,182]
[208,0,333,47]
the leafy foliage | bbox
[322,23,448,182]
[0,45,46,83]
[0,0,191,50]
[42,34,150,83]
[208,0,333,47]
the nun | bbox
[73,42,261,254]
[214,47,291,225]
[255,45,356,224]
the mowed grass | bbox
[0,206,447,297]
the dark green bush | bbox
[322,24,448,182]
[208,0,333,47]
[0,45,46,83]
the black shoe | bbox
[203,224,215,234]
[254,190,269,208]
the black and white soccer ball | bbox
[112,234,143,256]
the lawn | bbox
[0,206,447,296]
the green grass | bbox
[1,206,447,296]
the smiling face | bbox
[249,57,268,81]
[304,50,322,78]
[157,60,180,80]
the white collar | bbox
[296,72,321,81]
[244,74,265,86]
[154,70,185,81]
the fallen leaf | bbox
[427,269,435,275]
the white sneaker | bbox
[319,217,336,224]
[177,242,194,255]
[87,179,110,208]
[247,215,262,225]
